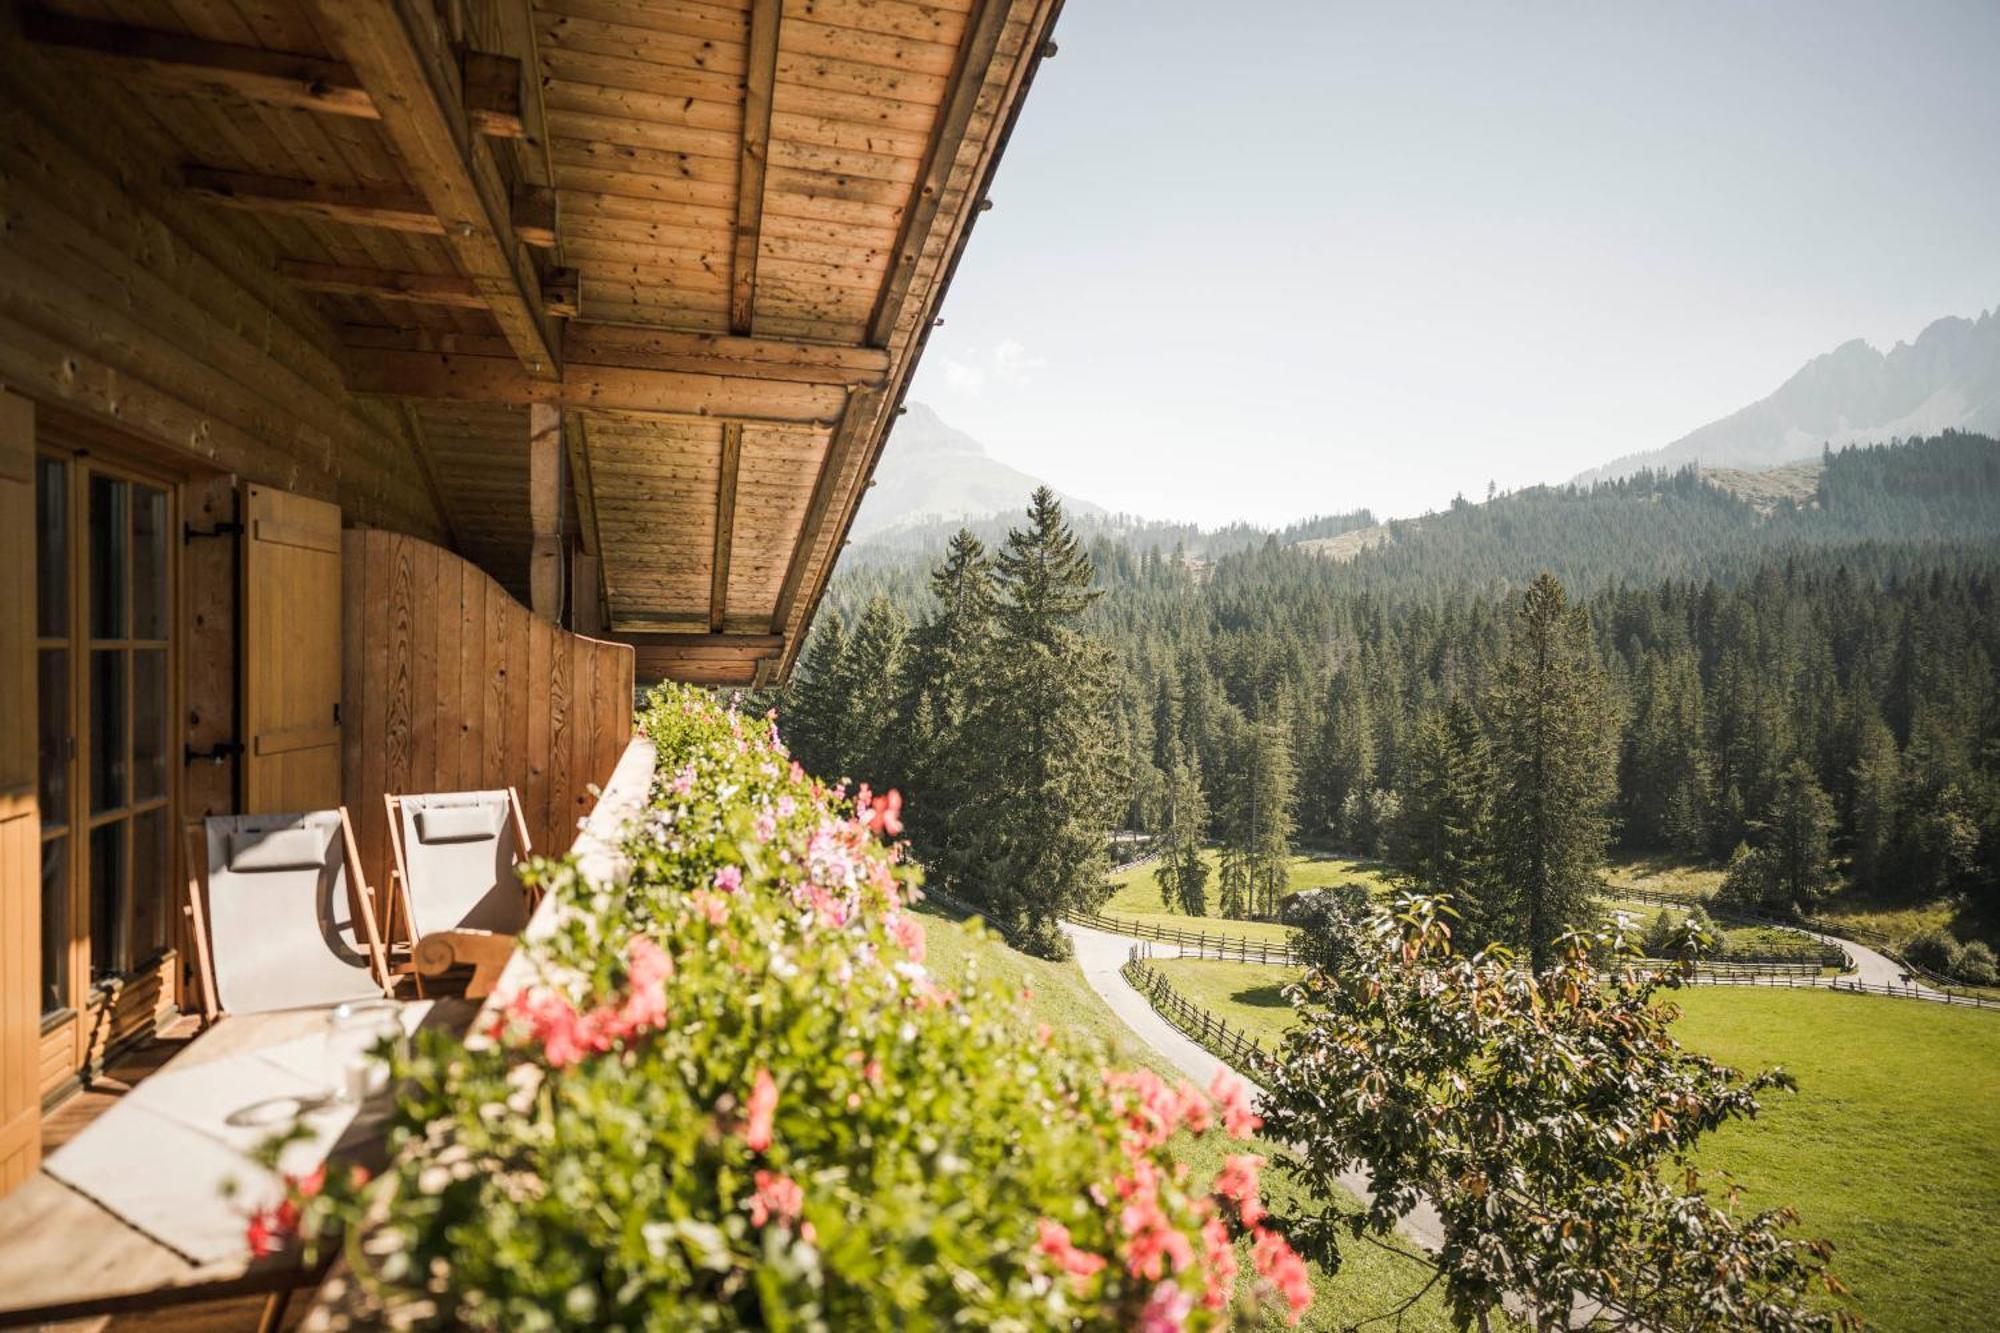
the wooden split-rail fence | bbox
[1121,947,1274,1074]
[1064,909,1303,966]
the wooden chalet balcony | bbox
[0,0,1063,1316]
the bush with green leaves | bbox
[1259,895,1852,1332]
[264,684,1309,1330]
[1905,928,1964,977]
[1953,938,1998,986]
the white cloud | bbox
[939,339,1047,398]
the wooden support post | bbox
[528,403,563,622]
[709,423,742,633]
[730,0,781,335]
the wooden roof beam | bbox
[18,9,525,135]
[184,167,445,234]
[311,0,558,379]
[729,0,781,335]
[344,348,855,425]
[866,0,1016,347]
[277,260,487,309]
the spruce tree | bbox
[1487,574,1618,970]
[1155,744,1210,915]
[785,613,851,779]
[1394,696,1494,935]
[1218,714,1296,919]
[959,489,1122,954]
[894,531,997,891]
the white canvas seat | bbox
[386,789,534,951]
[185,809,391,1018]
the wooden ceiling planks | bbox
[14,0,1066,685]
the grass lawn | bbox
[1100,850,1394,944]
[1601,855,1726,900]
[914,903,1456,1329]
[1150,957,2000,1333]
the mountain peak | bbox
[1574,303,2000,484]
[849,404,1103,541]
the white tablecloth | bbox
[44,1004,426,1266]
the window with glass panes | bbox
[35,450,174,1020]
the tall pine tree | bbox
[959,489,1123,954]
[1487,574,1617,970]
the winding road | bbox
[1063,920,1446,1253]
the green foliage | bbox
[277,685,1308,1330]
[1259,895,1852,1332]
[1904,928,1963,976]
[1155,745,1211,916]
[1955,938,1999,986]
[1216,716,1296,919]
[955,489,1125,945]
[1718,761,1839,916]
[1485,574,1619,967]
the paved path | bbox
[1064,921,1445,1254]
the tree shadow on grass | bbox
[1230,983,1292,1010]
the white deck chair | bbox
[385,789,535,996]
[183,808,391,1020]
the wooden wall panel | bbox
[341,531,636,904]
[0,391,38,1195]
[0,69,448,542]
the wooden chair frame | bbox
[382,787,535,997]
[180,806,391,1024]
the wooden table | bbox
[0,1000,474,1328]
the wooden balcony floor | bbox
[40,1016,313,1332]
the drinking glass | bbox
[325,999,404,1105]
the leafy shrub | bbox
[1905,928,1964,977]
[1285,885,1375,974]
[262,684,1309,1329]
[1261,895,1849,1332]
[1953,939,1998,987]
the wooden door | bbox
[32,434,181,1092]
[0,391,39,1193]
[242,486,343,813]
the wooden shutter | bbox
[0,391,40,1193]
[241,485,342,813]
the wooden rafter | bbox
[397,401,464,553]
[184,168,444,235]
[730,0,782,336]
[344,348,855,424]
[278,260,486,308]
[710,423,743,633]
[18,9,524,136]
[528,403,564,621]
[867,0,1016,347]
[769,386,882,633]
[311,0,558,379]
[564,410,603,560]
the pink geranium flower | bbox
[1138,1280,1194,1332]
[1210,1068,1262,1139]
[744,1067,777,1151]
[1213,1154,1267,1227]
[1251,1225,1313,1322]
[748,1170,803,1228]
[1035,1217,1107,1280]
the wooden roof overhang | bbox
[10,0,1063,686]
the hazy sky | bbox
[903,0,2000,527]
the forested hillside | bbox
[781,433,2000,948]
